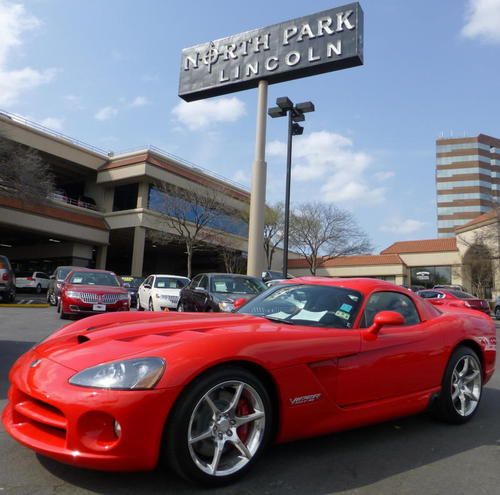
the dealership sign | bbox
[179,3,363,101]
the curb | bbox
[0,303,50,308]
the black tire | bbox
[177,302,184,312]
[431,346,483,424]
[164,366,274,487]
[148,298,154,312]
[9,289,16,303]
[35,284,42,294]
[59,307,69,320]
[495,306,500,320]
[48,291,57,306]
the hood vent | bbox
[77,335,90,344]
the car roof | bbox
[282,277,410,294]
[204,273,261,279]
[150,274,189,278]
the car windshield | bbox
[448,289,475,299]
[68,271,120,287]
[211,276,266,295]
[16,272,34,277]
[154,277,189,289]
[121,276,144,288]
[238,284,363,329]
[58,267,73,281]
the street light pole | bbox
[282,108,293,279]
[268,98,314,279]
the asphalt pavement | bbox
[1,307,499,495]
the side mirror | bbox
[194,286,207,293]
[143,284,151,289]
[233,298,247,310]
[50,275,55,280]
[367,311,405,336]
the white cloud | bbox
[129,96,150,107]
[0,1,56,105]
[381,218,426,234]
[267,131,385,205]
[63,94,83,109]
[172,96,246,130]
[40,116,64,131]
[95,106,118,121]
[462,0,500,43]
[233,169,250,185]
[375,171,395,181]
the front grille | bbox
[163,295,179,304]
[79,292,122,304]
[11,388,67,446]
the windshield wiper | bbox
[261,315,295,325]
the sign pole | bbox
[247,79,268,277]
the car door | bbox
[139,276,153,309]
[182,275,201,311]
[336,290,445,406]
[192,275,209,311]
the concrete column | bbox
[102,187,114,213]
[136,181,150,209]
[131,226,146,277]
[247,80,268,277]
[96,245,108,269]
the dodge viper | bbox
[2,278,496,486]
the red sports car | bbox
[58,269,130,319]
[417,288,491,315]
[2,278,496,486]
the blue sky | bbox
[1,0,500,252]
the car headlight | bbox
[218,301,234,312]
[69,357,165,390]
[66,291,82,299]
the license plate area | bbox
[92,304,106,311]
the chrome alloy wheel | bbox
[451,355,482,416]
[187,380,265,477]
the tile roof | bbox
[288,254,403,269]
[380,238,457,254]
[455,210,498,232]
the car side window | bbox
[190,275,202,289]
[419,290,438,299]
[361,291,420,327]
[198,275,208,290]
[144,276,153,286]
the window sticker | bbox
[72,276,83,284]
[340,303,353,312]
[335,310,350,320]
[348,295,359,302]
[290,309,327,322]
[157,282,166,288]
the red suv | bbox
[59,269,129,319]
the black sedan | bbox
[178,273,266,312]
[119,275,145,307]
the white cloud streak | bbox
[40,116,64,131]
[172,96,246,130]
[0,1,56,105]
[267,131,385,205]
[381,218,426,234]
[95,106,118,121]
[462,0,500,43]
[130,96,150,107]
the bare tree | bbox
[263,202,285,270]
[289,202,372,275]
[219,246,247,274]
[0,135,54,201]
[150,183,235,278]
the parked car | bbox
[2,278,495,486]
[417,288,490,315]
[493,296,500,320]
[0,255,16,302]
[47,266,80,306]
[137,274,190,311]
[178,273,267,312]
[15,271,50,293]
[261,270,293,282]
[433,284,464,291]
[120,276,145,308]
[58,269,129,319]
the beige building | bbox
[0,111,272,277]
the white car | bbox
[15,271,50,293]
[137,274,190,312]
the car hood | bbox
[34,313,268,371]
[66,284,128,294]
[153,288,181,295]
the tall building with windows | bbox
[436,134,500,237]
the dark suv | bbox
[47,266,80,306]
[0,255,16,303]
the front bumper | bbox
[64,298,129,315]
[2,350,182,471]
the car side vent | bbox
[77,335,90,344]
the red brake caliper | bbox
[236,396,251,442]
